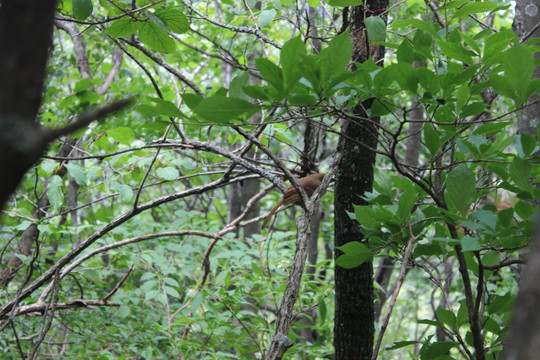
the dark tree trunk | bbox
[0,0,58,210]
[334,3,388,359]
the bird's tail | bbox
[261,198,284,229]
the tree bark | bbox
[0,0,58,210]
[334,3,388,359]
[513,0,540,137]
[504,221,540,359]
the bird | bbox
[261,173,326,229]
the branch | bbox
[1,299,120,320]
[371,222,417,360]
[42,99,133,143]
[102,264,134,302]
[121,38,205,97]
[265,149,342,359]
[180,0,282,49]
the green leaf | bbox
[336,241,373,269]
[354,205,378,228]
[72,0,93,20]
[242,85,270,100]
[137,22,175,53]
[118,305,131,318]
[396,40,415,64]
[453,1,504,19]
[157,167,179,181]
[397,188,416,222]
[386,341,419,350]
[417,67,439,94]
[318,30,352,86]
[189,96,260,123]
[110,182,133,202]
[509,157,533,193]
[423,123,441,156]
[420,341,457,359]
[137,98,183,117]
[191,292,204,313]
[108,127,135,145]
[227,75,249,103]
[255,58,284,92]
[47,175,64,209]
[391,19,439,37]
[182,93,204,109]
[390,63,417,93]
[461,236,481,251]
[436,307,456,328]
[460,102,486,117]
[483,30,511,61]
[445,164,475,216]
[520,133,537,156]
[280,36,307,92]
[437,40,475,64]
[163,286,180,299]
[154,9,189,34]
[327,0,362,6]
[473,121,511,135]
[490,74,515,99]
[258,9,276,28]
[365,16,386,43]
[504,44,534,104]
[65,163,87,185]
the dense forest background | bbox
[0,0,539,359]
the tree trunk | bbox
[334,3,388,359]
[0,0,58,210]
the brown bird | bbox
[261,173,326,229]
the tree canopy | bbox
[0,0,539,359]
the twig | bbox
[371,222,418,360]
[102,264,134,302]
[180,0,281,49]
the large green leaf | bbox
[108,127,135,145]
[137,98,183,117]
[280,36,306,93]
[154,9,190,34]
[453,1,508,19]
[318,30,352,85]
[445,164,476,216]
[65,163,87,186]
[336,241,373,269]
[397,188,417,222]
[72,0,93,20]
[187,95,260,123]
[137,22,176,53]
[437,40,475,64]
[509,157,534,194]
[255,58,284,92]
[47,175,64,209]
[258,9,276,28]
[365,16,386,43]
[390,63,418,93]
[503,44,533,104]
[106,17,138,38]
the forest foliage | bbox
[0,0,539,359]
